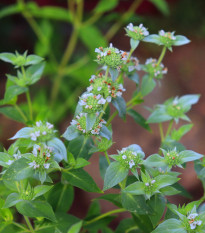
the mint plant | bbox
[0,22,204,233]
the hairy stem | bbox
[26,90,33,121]
[165,119,174,138]
[104,151,111,165]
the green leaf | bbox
[0,52,16,64]
[74,158,90,169]
[160,186,181,196]
[3,158,34,181]
[171,124,193,141]
[103,161,129,190]
[172,183,192,198]
[179,94,200,110]
[99,155,109,179]
[25,55,44,66]
[3,193,22,208]
[47,137,67,162]
[147,107,171,123]
[127,109,151,131]
[26,2,71,22]
[141,75,156,97]
[33,185,53,199]
[148,195,166,228]
[123,182,145,195]
[25,62,45,85]
[0,4,21,19]
[143,34,160,44]
[16,200,56,222]
[112,96,126,119]
[0,85,28,106]
[180,150,203,163]
[95,194,122,208]
[62,125,81,141]
[122,193,152,214]
[128,73,139,84]
[152,219,186,233]
[0,106,26,123]
[47,183,74,212]
[86,200,100,218]
[63,169,102,193]
[115,218,138,233]
[144,154,165,167]
[94,0,118,13]
[67,221,83,233]
[86,113,97,132]
[10,127,33,139]
[0,152,12,167]
[155,175,179,189]
[149,0,169,16]
[109,68,119,82]
[99,125,112,140]
[68,136,94,160]
[173,35,190,46]
[130,38,139,50]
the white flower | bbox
[87,86,93,92]
[106,96,112,103]
[129,160,135,168]
[145,183,149,186]
[159,30,165,36]
[122,155,127,160]
[29,161,39,169]
[96,94,102,100]
[44,163,50,169]
[46,122,53,129]
[109,43,113,48]
[13,150,21,160]
[127,23,134,32]
[6,160,13,165]
[35,131,40,137]
[97,87,102,91]
[30,133,37,141]
[36,121,42,127]
[89,75,96,82]
[71,119,78,125]
[95,48,101,53]
[151,180,156,184]
[32,145,39,157]
[98,98,106,105]
[42,131,47,135]
[188,213,198,220]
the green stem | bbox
[106,110,118,126]
[24,216,35,233]
[105,66,110,78]
[127,48,134,60]
[26,90,33,121]
[165,119,174,138]
[14,104,28,122]
[84,208,126,226]
[105,0,143,41]
[104,151,111,165]
[12,221,29,232]
[157,46,167,65]
[159,123,164,142]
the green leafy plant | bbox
[0,18,205,232]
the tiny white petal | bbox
[6,160,13,165]
[44,163,50,169]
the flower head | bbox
[125,23,149,41]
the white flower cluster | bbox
[145,58,167,77]
[28,144,53,170]
[30,121,54,141]
[159,30,176,40]
[121,147,141,169]
[95,43,119,57]
[127,23,149,36]
[6,150,22,165]
[79,93,106,109]
[187,213,202,230]
[71,113,106,135]
[128,57,140,72]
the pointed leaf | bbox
[99,125,112,140]
[109,68,119,81]
[16,200,56,222]
[123,182,145,195]
[144,154,166,167]
[3,193,22,208]
[152,219,186,233]
[10,127,33,140]
[86,113,97,132]
[103,161,129,190]
[63,169,102,193]
[180,150,203,163]
[173,35,190,46]
[130,38,139,50]
[47,137,67,162]
[67,220,83,233]
[62,125,80,141]
[141,75,156,96]
[112,96,126,119]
